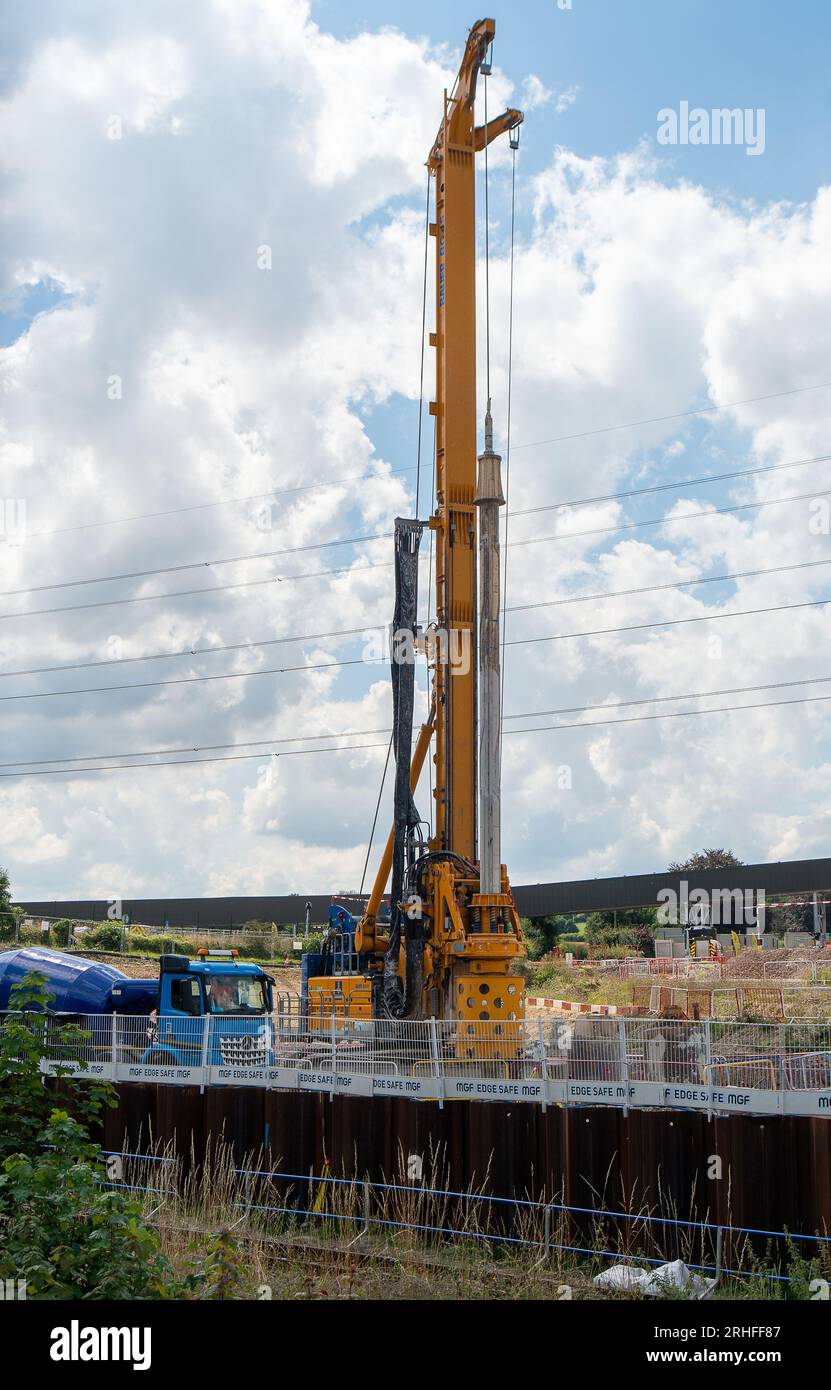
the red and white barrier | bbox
[526,996,636,1016]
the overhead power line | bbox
[2,485,821,623]
[0,742,391,780]
[508,450,831,519]
[0,559,393,623]
[0,655,369,703]
[4,554,831,681]
[16,466,416,544]
[503,672,831,722]
[509,488,822,548]
[507,595,831,646]
[0,625,379,679]
[508,556,831,615]
[0,530,391,601]
[4,594,831,703]
[0,728,392,769]
[510,690,831,735]
[7,671,831,772]
[511,381,831,452]
[6,686,831,780]
[7,383,827,548]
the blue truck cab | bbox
[0,946,275,1071]
[144,951,275,1068]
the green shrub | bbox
[130,932,194,956]
[84,921,125,951]
[51,918,75,946]
[0,911,41,945]
[242,933,272,959]
[0,1111,176,1299]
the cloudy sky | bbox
[1,0,831,903]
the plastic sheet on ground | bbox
[593,1258,716,1298]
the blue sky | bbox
[315,0,831,202]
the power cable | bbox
[0,729,392,769]
[0,559,393,623]
[4,553,827,682]
[503,672,831,722]
[511,382,831,453]
[0,656,368,703]
[508,487,822,548]
[505,595,831,646]
[508,450,831,519]
[6,686,831,779]
[507,556,831,615]
[5,386,828,548]
[507,691,831,736]
[359,733,394,896]
[5,585,831,701]
[6,669,830,771]
[0,531,391,601]
[16,466,417,544]
[0,742,391,780]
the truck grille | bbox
[219,1033,268,1068]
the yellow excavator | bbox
[303,19,526,1055]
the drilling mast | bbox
[311,18,526,1042]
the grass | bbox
[521,961,633,1008]
[109,1136,827,1301]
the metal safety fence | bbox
[3,1010,831,1115]
[630,983,831,1019]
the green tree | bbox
[0,864,22,941]
[584,908,658,957]
[0,971,178,1298]
[667,848,744,872]
[0,864,11,913]
[522,914,573,960]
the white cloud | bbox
[520,76,579,115]
[1,3,830,900]
[554,84,580,114]
[522,74,552,111]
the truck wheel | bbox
[145,1050,178,1066]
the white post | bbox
[705,1018,713,1120]
[619,1015,629,1116]
[330,1012,336,1102]
[111,1012,118,1078]
[199,1013,210,1095]
[537,1017,548,1113]
[430,1017,444,1110]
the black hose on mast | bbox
[383,518,424,1018]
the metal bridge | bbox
[18,854,831,927]
[21,1011,831,1118]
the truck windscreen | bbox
[205,975,268,1014]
